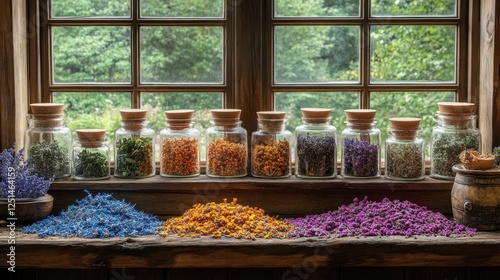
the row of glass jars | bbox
[24,104,481,181]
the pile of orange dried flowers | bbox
[158,198,294,240]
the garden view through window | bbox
[42,0,463,163]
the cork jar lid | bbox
[30,103,65,114]
[437,102,475,115]
[211,109,241,126]
[389,117,421,140]
[120,109,148,121]
[76,129,107,148]
[165,109,194,130]
[345,109,376,129]
[301,108,331,123]
[257,111,286,132]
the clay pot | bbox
[0,194,53,224]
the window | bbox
[36,0,468,162]
[40,0,229,149]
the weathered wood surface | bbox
[1,227,500,269]
[48,176,454,219]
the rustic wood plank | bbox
[2,228,500,269]
[406,267,467,280]
[48,176,455,218]
[479,0,500,152]
[0,0,16,150]
[37,269,107,280]
[166,268,226,280]
[340,267,404,280]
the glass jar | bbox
[206,109,247,177]
[430,103,481,180]
[295,108,337,178]
[160,110,200,177]
[24,103,72,179]
[385,118,425,181]
[114,109,155,178]
[73,129,110,180]
[341,109,381,178]
[251,111,292,178]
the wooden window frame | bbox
[1,0,498,156]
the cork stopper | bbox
[76,129,107,148]
[345,109,376,129]
[120,109,148,121]
[210,109,241,127]
[437,102,475,127]
[301,108,331,124]
[165,109,194,130]
[29,103,65,128]
[257,111,287,132]
[30,103,64,114]
[389,117,421,140]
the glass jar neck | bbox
[301,117,330,127]
[435,114,476,129]
[210,120,242,130]
[121,120,149,131]
[28,114,64,128]
[257,119,286,133]
[345,121,375,131]
[166,120,194,131]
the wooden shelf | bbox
[1,227,500,269]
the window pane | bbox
[52,27,131,83]
[275,0,359,17]
[53,92,131,145]
[51,0,130,18]
[275,26,359,83]
[370,92,455,147]
[371,0,457,17]
[370,25,456,83]
[141,0,224,18]
[274,92,360,132]
[141,27,224,84]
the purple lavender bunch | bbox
[0,146,53,199]
[343,138,379,177]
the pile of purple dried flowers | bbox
[287,197,476,238]
[343,138,378,177]
[0,146,53,199]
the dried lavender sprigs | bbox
[343,138,378,177]
[296,135,336,177]
[22,191,162,238]
[287,197,476,238]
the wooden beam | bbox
[479,0,500,152]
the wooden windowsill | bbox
[1,227,499,269]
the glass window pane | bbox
[371,0,457,17]
[275,26,359,83]
[51,0,130,18]
[141,27,224,84]
[52,27,131,84]
[370,25,456,83]
[141,92,223,161]
[53,92,131,145]
[275,92,360,132]
[141,0,224,18]
[370,91,455,149]
[275,0,359,17]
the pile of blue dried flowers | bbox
[287,197,476,238]
[0,145,53,199]
[22,191,162,238]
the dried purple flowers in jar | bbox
[341,109,381,178]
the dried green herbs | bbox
[431,133,480,178]
[74,149,109,179]
[493,147,500,166]
[386,142,424,180]
[28,140,71,179]
[115,137,154,177]
[296,135,336,177]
